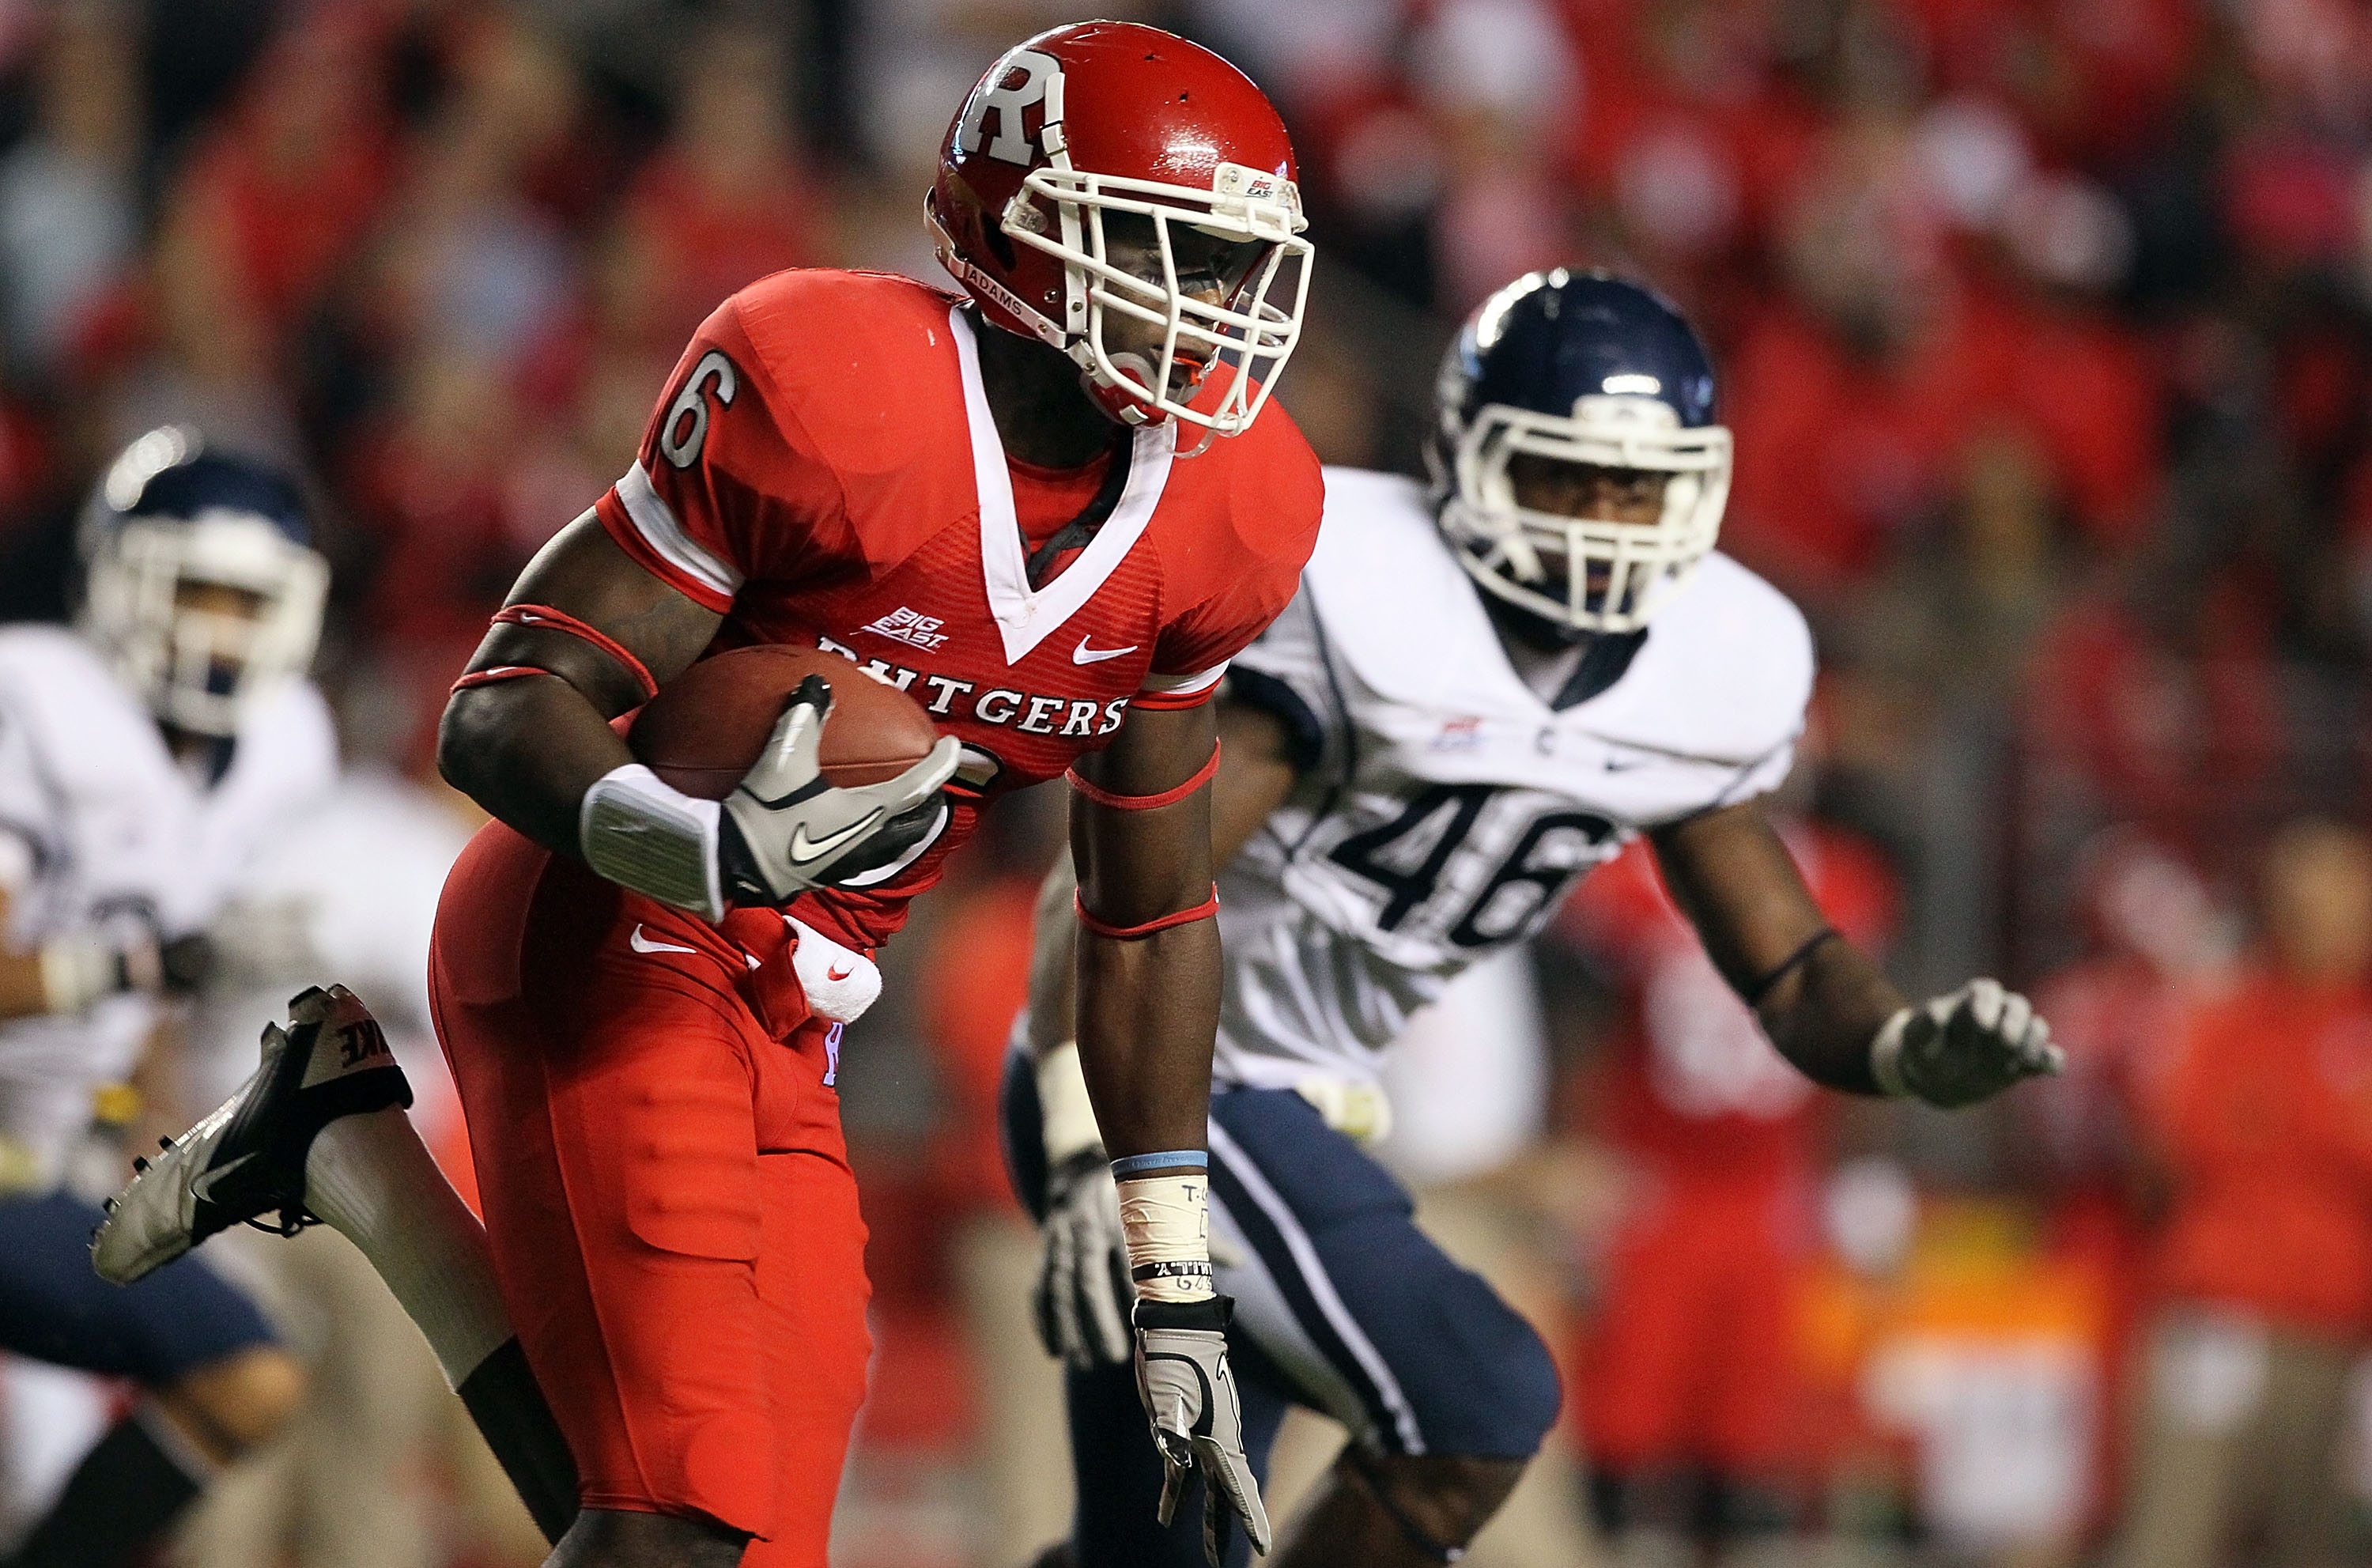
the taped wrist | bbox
[580,764,723,922]
[1111,1150,1214,1302]
[1037,1041,1104,1165]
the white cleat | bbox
[93,984,410,1285]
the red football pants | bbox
[428,823,870,1562]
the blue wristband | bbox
[1109,1150,1208,1180]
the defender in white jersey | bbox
[1004,273,2062,1568]
[0,430,333,1568]
[1207,471,1808,1094]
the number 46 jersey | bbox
[1212,468,1815,1091]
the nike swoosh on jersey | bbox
[629,924,699,955]
[1072,637,1139,664]
[788,810,882,866]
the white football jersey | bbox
[182,771,473,1112]
[0,625,336,1168]
[1212,469,1813,1090]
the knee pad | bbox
[1417,1268,1563,1460]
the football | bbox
[627,645,941,798]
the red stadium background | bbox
[0,2,2368,1564]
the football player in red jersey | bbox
[95,23,1321,1568]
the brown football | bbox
[627,645,941,799]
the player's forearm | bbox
[0,951,47,1019]
[1073,918,1221,1158]
[439,510,726,860]
[0,885,40,1018]
[1754,940,1902,1095]
[1025,855,1082,1060]
[437,676,636,860]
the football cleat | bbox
[92,984,410,1285]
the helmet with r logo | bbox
[926,22,1312,440]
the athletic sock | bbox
[302,1106,512,1389]
[457,1338,581,1544]
[303,1107,580,1543]
[5,1407,206,1568]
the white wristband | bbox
[580,764,723,921]
[1037,1041,1103,1165]
[1115,1169,1214,1302]
[39,935,117,1014]
[1869,1007,1915,1098]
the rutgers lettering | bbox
[817,637,1128,737]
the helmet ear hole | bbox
[984,221,1018,274]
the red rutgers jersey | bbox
[591,267,1323,950]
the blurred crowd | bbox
[0,0,2370,1565]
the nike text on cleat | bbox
[1072,637,1139,664]
[628,924,698,956]
[91,984,411,1286]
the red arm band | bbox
[472,603,659,701]
[451,665,553,693]
[1130,682,1223,712]
[1066,741,1221,813]
[1074,885,1219,940]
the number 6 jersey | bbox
[1212,467,1815,1090]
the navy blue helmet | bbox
[1428,270,1731,633]
[79,428,329,737]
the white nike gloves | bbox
[1871,977,2064,1109]
[581,673,960,921]
[1033,1041,1135,1366]
[1138,1294,1274,1566]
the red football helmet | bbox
[925,22,1312,440]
